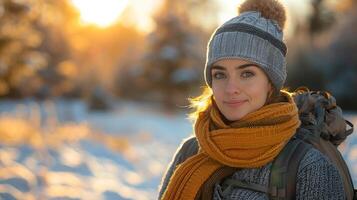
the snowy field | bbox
[0,99,356,200]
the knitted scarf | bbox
[161,91,300,200]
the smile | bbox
[223,100,248,107]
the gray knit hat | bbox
[204,11,287,90]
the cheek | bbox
[211,82,223,100]
[248,81,270,104]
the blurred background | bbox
[0,0,356,199]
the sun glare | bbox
[71,0,129,27]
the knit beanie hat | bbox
[204,0,287,90]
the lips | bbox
[223,100,248,107]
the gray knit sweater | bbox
[158,137,346,200]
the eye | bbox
[241,70,255,78]
[212,71,226,79]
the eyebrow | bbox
[211,63,259,70]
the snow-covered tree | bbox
[140,0,209,108]
[286,0,357,110]
[325,2,357,109]
[0,0,80,98]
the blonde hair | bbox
[188,86,213,121]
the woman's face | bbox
[211,58,272,121]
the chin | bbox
[224,112,247,121]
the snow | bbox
[342,114,357,186]
[0,99,192,200]
[0,99,356,199]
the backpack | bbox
[221,88,356,199]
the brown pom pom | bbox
[238,0,286,29]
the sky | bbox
[70,0,312,36]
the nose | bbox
[225,77,241,95]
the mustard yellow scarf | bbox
[161,91,301,200]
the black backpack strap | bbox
[269,137,312,200]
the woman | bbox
[158,0,346,199]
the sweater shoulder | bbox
[175,136,199,164]
[297,147,334,172]
[296,147,346,199]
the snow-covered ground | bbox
[0,99,356,200]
